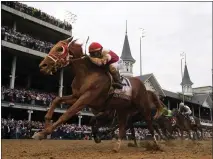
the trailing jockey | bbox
[88,42,124,89]
[179,102,195,124]
[162,107,176,126]
[162,107,173,117]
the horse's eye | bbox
[57,47,64,53]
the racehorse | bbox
[32,37,162,152]
[156,112,183,139]
[172,109,203,140]
[90,90,167,146]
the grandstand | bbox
[1,2,92,126]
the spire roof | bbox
[181,64,193,85]
[120,20,135,63]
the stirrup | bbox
[112,83,123,89]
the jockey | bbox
[179,102,192,116]
[88,42,124,89]
[179,102,193,122]
[162,107,172,117]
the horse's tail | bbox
[147,90,164,119]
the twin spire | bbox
[181,53,193,86]
[120,20,135,63]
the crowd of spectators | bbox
[1,118,92,140]
[201,119,213,124]
[1,118,158,140]
[2,26,54,53]
[2,117,212,140]
[2,1,72,31]
[2,86,56,107]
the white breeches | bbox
[110,61,120,71]
[185,110,192,115]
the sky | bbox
[23,1,212,92]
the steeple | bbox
[181,64,193,86]
[181,59,193,96]
[120,20,135,63]
[120,21,135,77]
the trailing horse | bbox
[172,109,203,140]
[32,37,162,152]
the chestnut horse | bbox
[90,90,166,146]
[33,37,162,152]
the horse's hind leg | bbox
[44,95,77,127]
[90,117,102,143]
[113,111,128,152]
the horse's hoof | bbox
[112,148,119,153]
[112,139,121,152]
[127,143,137,147]
[32,132,46,140]
[94,137,101,144]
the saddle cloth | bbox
[110,76,132,100]
[171,117,176,126]
[189,116,195,124]
[166,116,176,126]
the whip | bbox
[85,36,89,55]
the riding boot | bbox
[109,65,124,89]
[111,70,124,89]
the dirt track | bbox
[2,139,212,159]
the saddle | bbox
[183,114,195,125]
[108,73,132,101]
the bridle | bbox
[47,41,80,68]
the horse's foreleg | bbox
[180,129,184,140]
[113,112,127,152]
[188,130,193,140]
[33,93,89,140]
[128,121,138,147]
[154,123,165,141]
[44,95,77,127]
[144,109,157,145]
[200,128,204,140]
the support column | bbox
[199,106,201,119]
[27,110,33,122]
[58,69,64,97]
[78,115,82,127]
[210,108,212,121]
[192,106,195,116]
[13,21,16,31]
[26,75,31,89]
[167,100,170,110]
[9,56,17,89]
